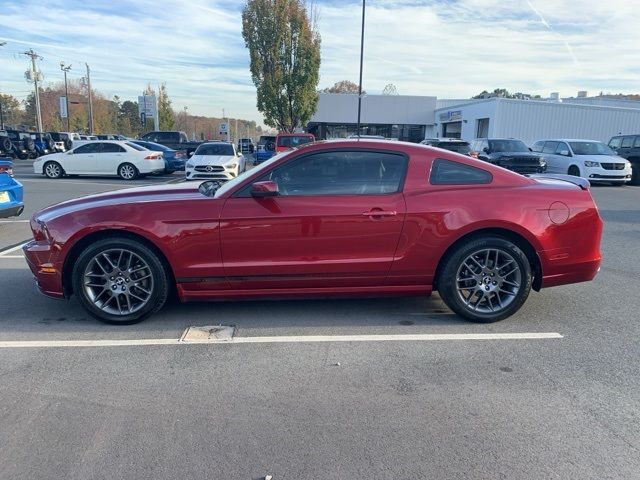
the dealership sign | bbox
[439,110,462,122]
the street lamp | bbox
[356,0,366,138]
[60,62,72,131]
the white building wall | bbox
[435,98,640,144]
[311,93,436,125]
[493,99,640,144]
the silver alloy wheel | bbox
[455,248,522,314]
[45,162,61,178]
[82,248,154,316]
[119,164,136,180]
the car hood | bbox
[189,154,236,166]
[488,152,542,160]
[34,182,207,222]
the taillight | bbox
[0,166,13,177]
[144,154,161,160]
[174,151,186,159]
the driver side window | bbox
[74,143,100,154]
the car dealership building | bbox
[308,93,640,145]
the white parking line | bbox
[18,179,154,187]
[0,332,563,348]
[0,220,30,224]
[0,242,28,257]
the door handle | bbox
[362,209,397,217]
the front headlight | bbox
[225,163,237,169]
[584,161,600,168]
[626,162,632,170]
[186,162,194,168]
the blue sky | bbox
[1,0,638,124]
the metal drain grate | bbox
[180,325,236,343]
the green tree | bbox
[157,83,175,130]
[242,0,321,132]
[120,100,140,136]
[320,80,363,94]
[0,93,23,127]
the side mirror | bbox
[67,150,73,155]
[482,147,490,153]
[528,147,533,151]
[559,150,570,156]
[188,151,195,158]
[251,180,279,198]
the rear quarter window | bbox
[621,136,634,148]
[430,158,492,185]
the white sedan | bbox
[34,141,165,180]
[185,141,246,181]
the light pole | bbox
[183,106,188,135]
[60,62,71,131]
[356,0,366,138]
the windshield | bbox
[214,151,292,198]
[258,136,276,145]
[569,141,616,156]
[126,142,146,151]
[195,143,235,156]
[277,135,313,147]
[488,140,528,152]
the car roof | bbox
[276,133,313,137]
[536,139,604,143]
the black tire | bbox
[72,237,169,324]
[28,151,38,159]
[25,139,35,151]
[64,139,73,150]
[1,138,11,152]
[438,236,532,323]
[43,161,64,179]
[629,160,640,186]
[568,165,580,176]
[47,138,55,150]
[118,163,139,180]
[16,151,28,160]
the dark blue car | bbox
[131,140,186,173]
[0,158,24,218]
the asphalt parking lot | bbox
[1,162,639,479]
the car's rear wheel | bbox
[1,138,11,152]
[568,165,580,176]
[72,237,169,324]
[118,163,138,180]
[43,161,63,178]
[28,151,38,159]
[438,236,532,323]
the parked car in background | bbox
[96,134,126,140]
[185,141,245,181]
[30,132,56,158]
[470,138,546,175]
[131,140,186,173]
[0,158,24,218]
[275,133,315,152]
[0,131,14,157]
[34,140,165,180]
[2,130,36,159]
[139,131,202,156]
[48,132,74,152]
[255,135,276,163]
[608,134,640,185]
[79,135,98,141]
[237,138,255,155]
[23,139,603,324]
[421,138,471,155]
[532,139,632,185]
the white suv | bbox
[532,139,632,185]
[185,142,245,181]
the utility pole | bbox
[22,49,43,132]
[356,0,366,138]
[85,63,93,134]
[60,62,71,131]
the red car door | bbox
[220,149,408,289]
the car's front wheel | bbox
[438,236,532,323]
[72,237,169,324]
[43,161,64,178]
[118,163,138,180]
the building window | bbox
[476,118,489,138]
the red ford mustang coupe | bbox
[24,140,602,324]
